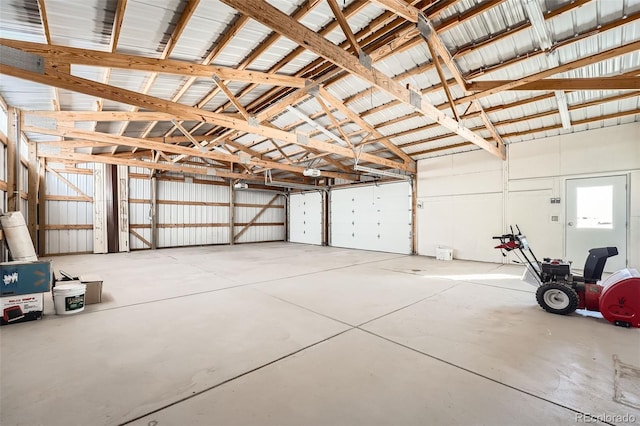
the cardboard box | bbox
[79,274,103,304]
[1,293,44,325]
[1,261,52,296]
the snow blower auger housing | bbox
[493,226,640,328]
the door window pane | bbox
[576,186,613,229]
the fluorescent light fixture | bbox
[286,106,348,146]
[555,90,572,130]
[545,52,571,130]
[234,182,248,189]
[353,164,411,180]
[523,0,552,51]
[265,180,327,191]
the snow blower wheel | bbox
[536,283,579,315]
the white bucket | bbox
[53,283,87,315]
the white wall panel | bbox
[417,150,503,197]
[417,194,503,263]
[289,191,323,245]
[508,189,563,260]
[330,181,412,254]
[629,172,640,269]
[233,190,285,244]
[417,122,640,267]
[45,167,94,255]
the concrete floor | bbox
[1,242,638,426]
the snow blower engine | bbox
[493,225,640,328]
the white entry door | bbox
[566,175,627,272]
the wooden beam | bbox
[473,100,505,153]
[269,139,292,164]
[425,39,459,120]
[315,96,353,149]
[129,229,151,248]
[369,0,419,22]
[233,194,280,241]
[327,0,362,55]
[45,195,93,202]
[109,0,128,53]
[45,165,93,201]
[37,159,46,256]
[459,39,640,102]
[36,0,52,43]
[39,151,244,181]
[6,107,17,212]
[212,75,251,120]
[219,0,500,159]
[34,125,357,180]
[1,64,407,173]
[466,77,640,91]
[27,142,38,246]
[23,110,177,122]
[44,224,94,231]
[0,39,307,89]
[318,87,416,165]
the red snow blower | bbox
[493,225,640,328]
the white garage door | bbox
[330,181,412,254]
[289,191,323,245]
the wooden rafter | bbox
[327,0,362,55]
[410,107,640,156]
[24,125,357,181]
[460,39,640,102]
[368,0,419,23]
[0,39,307,89]
[219,0,501,159]
[318,87,415,165]
[467,77,640,91]
[424,39,459,121]
[109,0,127,53]
[0,62,409,172]
[315,96,353,149]
[114,0,199,150]
[212,75,251,120]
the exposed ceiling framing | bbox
[0,0,638,187]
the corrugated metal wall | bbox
[234,190,285,244]
[129,170,285,249]
[45,163,95,255]
[156,175,230,248]
[128,167,153,250]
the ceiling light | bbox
[265,180,327,191]
[353,164,411,180]
[523,0,552,51]
[555,91,572,130]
